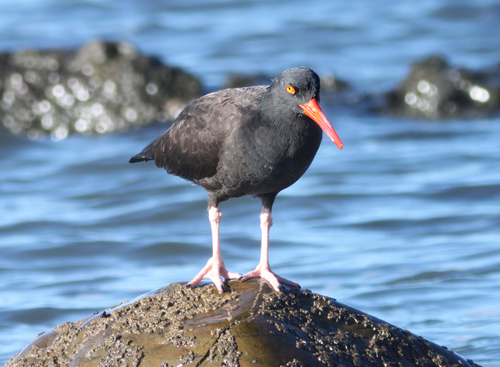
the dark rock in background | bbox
[6,279,481,367]
[222,73,273,89]
[0,41,202,140]
[2,41,500,142]
[383,55,500,120]
[223,72,349,94]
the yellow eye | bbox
[286,85,296,95]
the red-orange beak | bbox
[299,98,343,149]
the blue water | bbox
[1,0,500,365]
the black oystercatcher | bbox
[130,67,343,292]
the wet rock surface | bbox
[0,40,201,140]
[6,279,481,367]
[383,55,500,119]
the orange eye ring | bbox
[286,85,296,95]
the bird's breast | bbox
[212,116,323,194]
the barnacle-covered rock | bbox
[6,279,481,367]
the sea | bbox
[1,0,500,365]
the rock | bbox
[5,279,481,367]
[0,40,202,140]
[222,73,273,89]
[384,55,500,119]
[223,72,349,94]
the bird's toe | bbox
[188,256,239,292]
[240,267,297,292]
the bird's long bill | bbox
[299,98,343,149]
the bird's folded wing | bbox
[152,86,266,181]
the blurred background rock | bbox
[0,40,201,140]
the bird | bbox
[129,67,343,292]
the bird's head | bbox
[271,67,343,150]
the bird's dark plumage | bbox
[130,67,342,292]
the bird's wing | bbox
[145,86,266,181]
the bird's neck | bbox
[259,89,296,127]
[257,89,323,155]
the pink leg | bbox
[240,210,299,292]
[187,206,240,292]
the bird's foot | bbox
[187,256,241,293]
[240,265,299,292]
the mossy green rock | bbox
[6,279,480,367]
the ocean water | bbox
[1,0,500,365]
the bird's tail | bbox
[129,141,156,163]
[129,153,152,163]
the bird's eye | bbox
[285,85,296,95]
